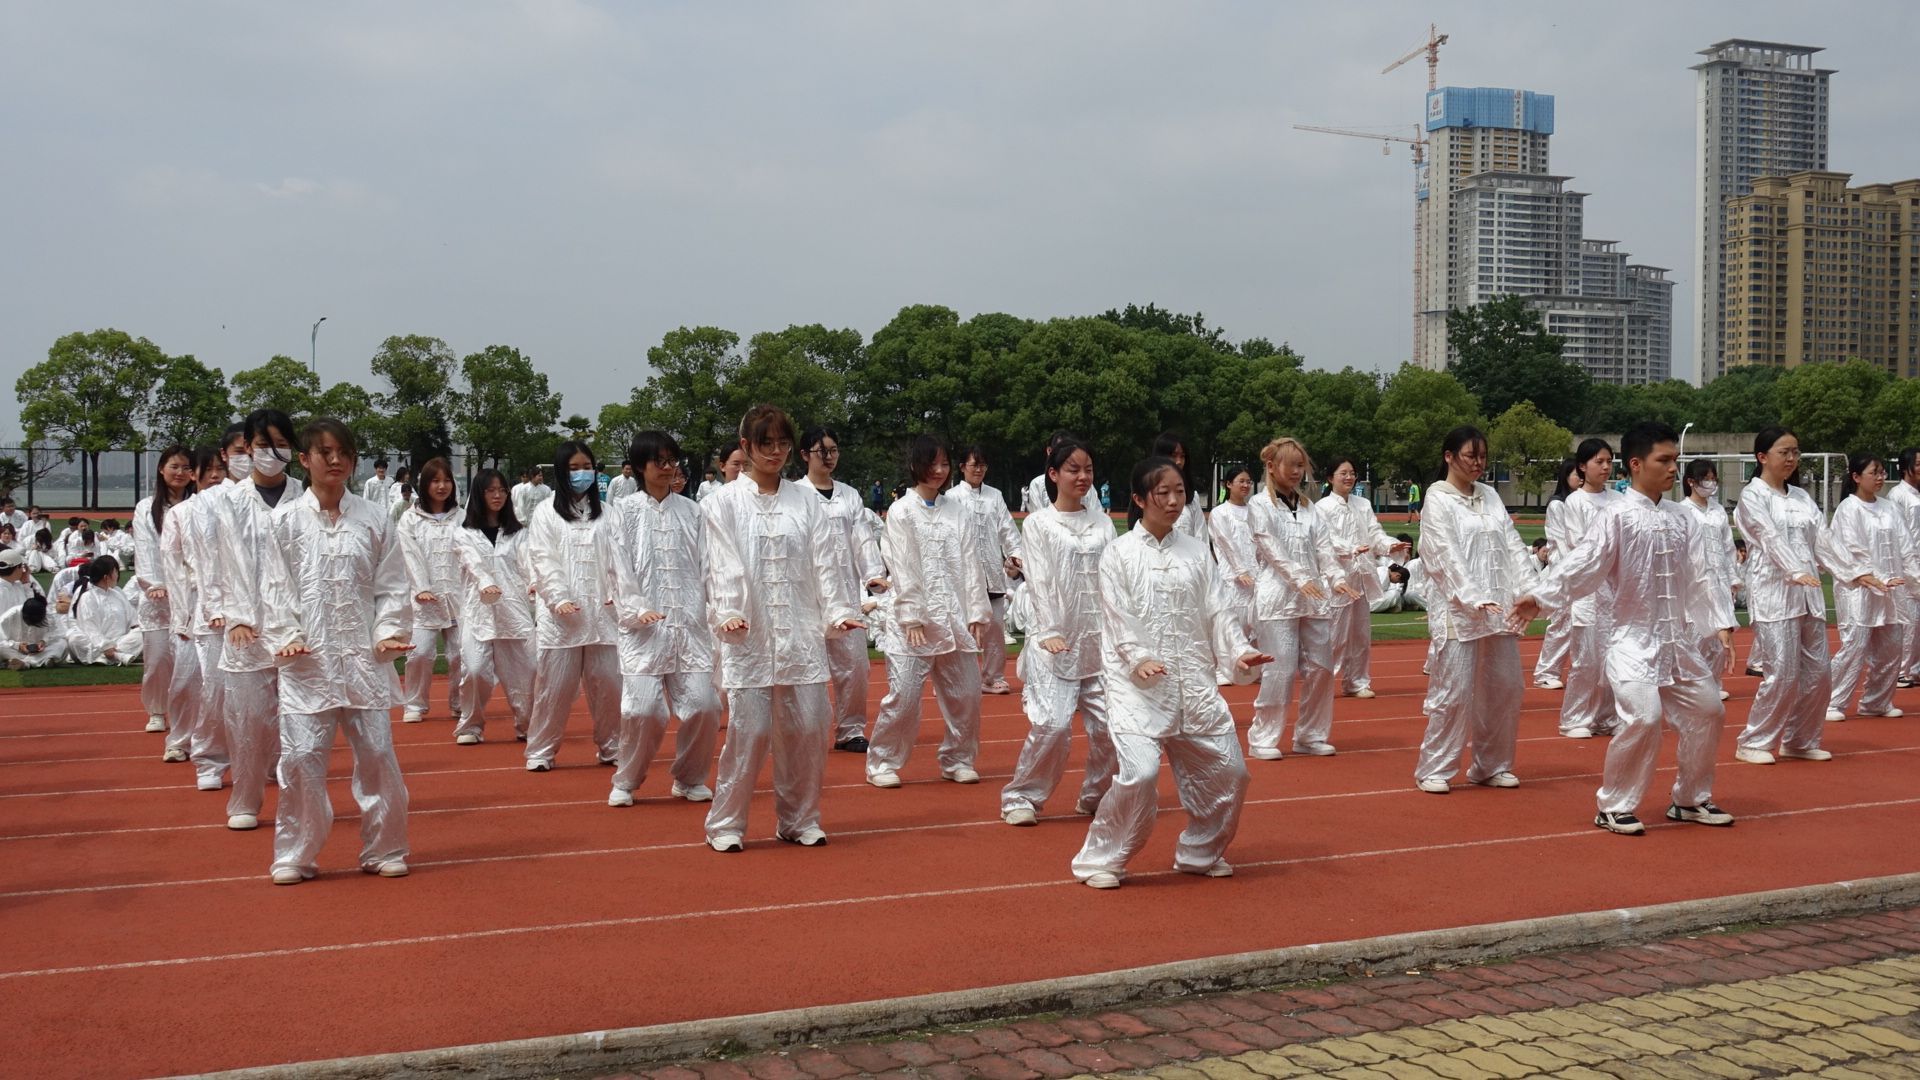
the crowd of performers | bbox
[3,409,1909,887]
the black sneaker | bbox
[1745,666,1764,677]
[1667,801,1735,827]
[1594,811,1646,835]
[1898,676,1916,689]
[834,736,869,753]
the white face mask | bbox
[226,451,253,480]
[251,449,289,479]
[1694,479,1719,499]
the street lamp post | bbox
[310,316,328,372]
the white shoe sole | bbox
[868,773,902,789]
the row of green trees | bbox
[14,299,1920,508]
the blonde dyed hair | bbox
[1259,436,1313,498]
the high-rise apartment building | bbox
[1723,171,1920,376]
[1692,40,1832,383]
[1418,87,1554,368]
[1444,175,1674,385]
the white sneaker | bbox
[228,814,259,830]
[1074,797,1101,815]
[708,834,744,853]
[1535,677,1564,690]
[1002,807,1038,827]
[195,774,223,792]
[144,715,166,733]
[1350,688,1376,699]
[1083,871,1122,890]
[781,827,828,847]
[1416,778,1451,794]
[1778,746,1833,761]
[1719,689,1731,701]
[525,759,551,772]
[1564,727,1594,739]
[454,732,480,745]
[402,709,426,723]
[1195,861,1234,878]
[162,748,188,763]
[270,867,306,885]
[943,767,981,784]
[1474,772,1520,789]
[1865,707,1905,718]
[1293,742,1336,757]
[373,860,409,878]
[1734,747,1776,765]
[1248,746,1284,761]
[1825,708,1847,723]
[671,781,713,802]
[607,788,634,807]
[868,769,902,789]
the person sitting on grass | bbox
[1,596,68,669]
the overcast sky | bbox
[3,1,1915,443]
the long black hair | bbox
[415,457,457,515]
[1042,436,1094,506]
[1682,456,1718,497]
[1547,458,1580,503]
[72,554,121,614]
[1842,452,1883,499]
[1437,425,1489,484]
[462,468,523,535]
[150,443,192,536]
[1151,432,1200,505]
[1573,438,1613,490]
[1753,426,1800,487]
[1127,455,1183,530]
[552,440,601,522]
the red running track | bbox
[2,631,1917,1078]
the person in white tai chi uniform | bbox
[1532,459,1580,690]
[1316,456,1408,699]
[606,462,639,504]
[605,430,723,808]
[865,435,991,788]
[396,457,466,724]
[949,443,1024,695]
[1515,422,1736,836]
[1412,426,1536,795]
[260,417,414,885]
[1679,458,1739,703]
[451,468,537,745]
[702,405,865,851]
[1000,437,1118,826]
[161,444,232,790]
[523,441,624,771]
[798,426,886,753]
[1734,427,1858,765]
[132,446,194,735]
[1824,452,1917,722]
[1555,440,1622,738]
[361,458,393,507]
[1246,437,1355,759]
[1884,449,1920,687]
[1069,455,1270,890]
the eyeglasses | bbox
[806,447,841,458]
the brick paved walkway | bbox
[603,907,1920,1079]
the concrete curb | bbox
[194,872,1920,1080]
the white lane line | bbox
[3,794,1912,981]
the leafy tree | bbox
[1861,378,1920,461]
[594,399,647,468]
[562,414,593,440]
[448,345,562,471]
[733,325,856,434]
[230,355,321,419]
[315,382,381,457]
[632,326,744,461]
[1096,303,1231,352]
[1373,364,1481,485]
[1695,365,1783,433]
[15,329,160,507]
[0,456,25,499]
[146,354,232,448]
[856,305,970,447]
[1000,317,1159,487]
[1488,402,1574,506]
[369,335,456,468]
[1774,358,1889,455]
[1632,379,1701,429]
[1447,296,1589,427]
